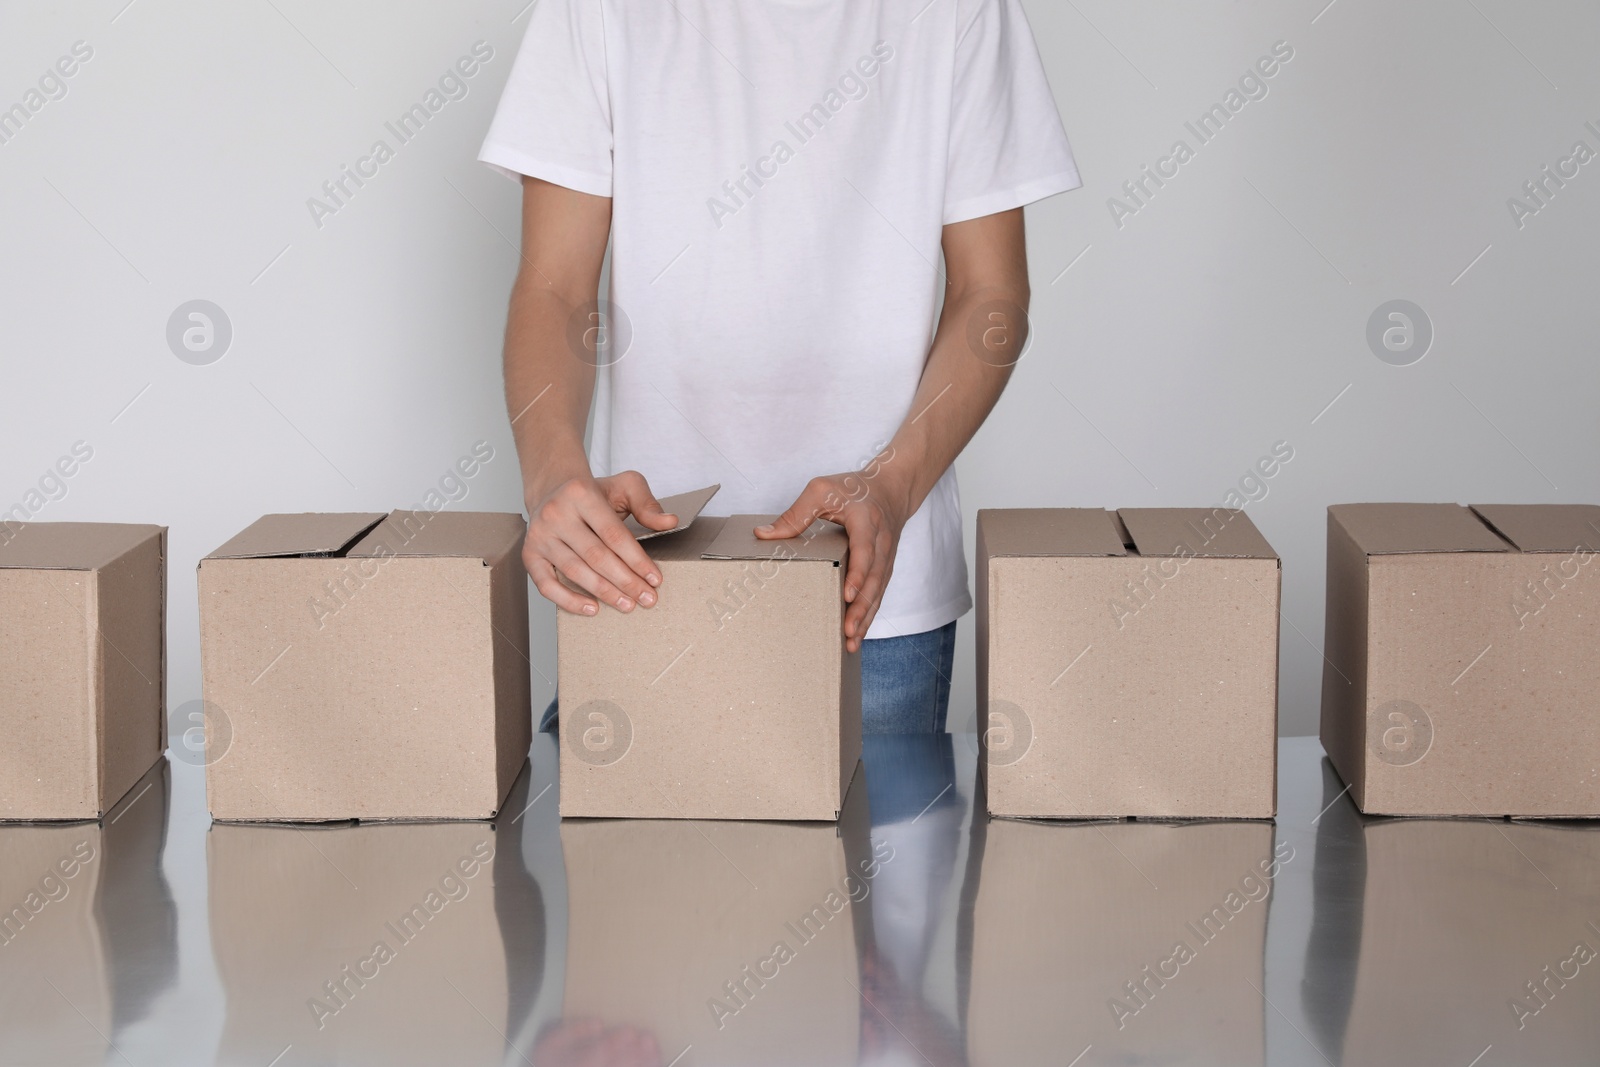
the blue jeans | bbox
[540,619,956,736]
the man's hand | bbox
[533,1019,663,1067]
[524,470,678,616]
[755,463,910,653]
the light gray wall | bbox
[2,0,1596,739]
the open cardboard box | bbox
[1321,502,1600,816]
[557,486,861,821]
[976,507,1280,819]
[0,522,166,820]
[198,510,531,822]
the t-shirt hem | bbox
[865,591,973,642]
[477,142,612,197]
[943,168,1083,225]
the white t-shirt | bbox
[480,0,1079,638]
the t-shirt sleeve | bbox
[478,0,613,196]
[944,0,1081,225]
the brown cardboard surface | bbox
[1118,507,1280,558]
[623,483,721,540]
[199,511,532,822]
[557,512,858,821]
[1470,502,1600,553]
[350,510,526,560]
[701,514,849,562]
[977,508,1280,819]
[92,531,167,819]
[1318,510,1369,805]
[1328,502,1510,555]
[0,523,166,820]
[559,763,869,1065]
[0,522,163,572]
[1321,503,1600,816]
[977,507,1128,558]
[967,816,1274,1067]
[206,512,387,560]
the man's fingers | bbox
[840,513,878,604]
[580,495,665,591]
[755,482,826,540]
[567,524,658,608]
[615,470,678,532]
[528,557,598,616]
[548,543,639,612]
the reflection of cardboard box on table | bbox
[966,816,1277,1067]
[0,760,175,1066]
[1314,796,1600,1065]
[558,765,873,1066]
[207,771,544,1067]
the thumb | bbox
[619,474,677,530]
[755,488,822,540]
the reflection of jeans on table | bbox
[540,619,957,736]
[860,733,966,1066]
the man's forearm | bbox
[502,176,614,509]
[504,278,595,506]
[876,211,1031,520]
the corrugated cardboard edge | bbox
[975,514,994,794]
[1320,508,1371,809]
[1327,503,1511,556]
[623,484,721,541]
[1116,507,1279,559]
[1469,503,1600,555]
[92,527,168,818]
[701,514,849,563]
[838,646,863,818]
[205,512,388,560]
[486,518,533,817]
[976,508,1128,558]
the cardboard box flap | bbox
[205,513,387,560]
[700,514,848,563]
[978,508,1128,557]
[1118,507,1278,559]
[1329,503,1511,556]
[623,483,721,541]
[0,522,165,571]
[1469,503,1600,554]
[348,511,526,562]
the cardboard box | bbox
[0,759,176,1063]
[965,813,1277,1066]
[557,763,871,1066]
[198,510,531,822]
[1320,502,1600,816]
[976,508,1280,819]
[207,765,542,1064]
[1308,761,1600,1063]
[557,487,860,820]
[0,522,166,820]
